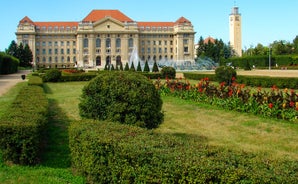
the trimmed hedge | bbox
[28,76,43,86]
[69,120,298,183]
[0,52,19,74]
[79,71,163,129]
[59,73,97,82]
[0,85,48,165]
[184,72,298,89]
[223,55,298,69]
[183,72,216,81]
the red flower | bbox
[268,103,273,109]
[231,76,236,81]
[289,101,295,107]
[228,89,233,97]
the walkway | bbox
[0,70,31,96]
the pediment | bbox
[93,17,125,31]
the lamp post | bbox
[268,46,271,70]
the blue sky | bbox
[1,0,297,51]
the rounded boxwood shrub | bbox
[42,69,61,82]
[215,66,237,85]
[161,66,176,79]
[79,71,164,129]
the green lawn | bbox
[0,81,298,182]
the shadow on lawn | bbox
[41,98,72,168]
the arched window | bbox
[116,55,121,66]
[36,57,40,63]
[96,38,101,48]
[106,56,111,65]
[159,55,162,60]
[61,56,64,63]
[116,38,121,48]
[96,56,101,66]
[84,56,88,63]
[106,38,111,48]
[67,56,70,62]
[153,55,156,61]
[49,57,52,63]
[73,56,76,62]
[55,56,58,63]
[83,38,88,48]
[128,38,133,47]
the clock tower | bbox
[229,6,242,57]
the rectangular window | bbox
[61,41,64,46]
[42,49,46,55]
[42,42,46,47]
[67,49,70,54]
[61,49,64,54]
[55,49,58,54]
[158,48,162,53]
[48,49,52,54]
[73,49,76,54]
[147,47,151,53]
[183,39,188,44]
[153,48,156,53]
[184,47,189,53]
[55,41,58,46]
[48,41,52,47]
[36,49,40,55]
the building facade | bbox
[229,6,242,57]
[16,10,196,69]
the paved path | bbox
[0,70,31,96]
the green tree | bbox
[152,61,159,72]
[6,40,18,57]
[124,62,129,71]
[130,62,135,71]
[21,44,33,67]
[293,35,298,54]
[143,60,150,72]
[136,61,142,72]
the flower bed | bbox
[155,77,298,121]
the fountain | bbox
[128,46,218,71]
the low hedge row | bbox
[183,72,216,81]
[0,85,48,165]
[236,75,298,88]
[59,74,97,82]
[184,72,298,88]
[28,76,43,86]
[69,120,298,183]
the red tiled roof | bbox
[19,16,35,25]
[138,22,174,27]
[83,10,134,22]
[204,36,215,44]
[34,22,78,27]
[175,16,191,24]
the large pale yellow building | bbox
[229,6,242,57]
[16,10,195,69]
